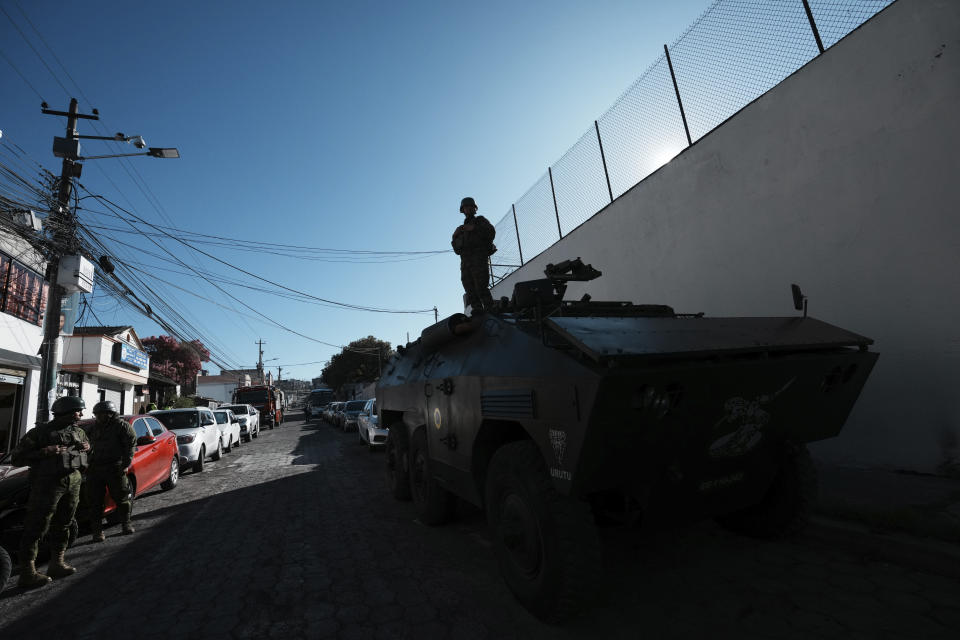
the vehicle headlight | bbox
[176,434,195,444]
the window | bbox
[131,418,151,439]
[145,417,166,437]
[0,251,48,326]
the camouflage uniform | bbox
[86,415,137,537]
[452,212,496,313]
[11,414,89,585]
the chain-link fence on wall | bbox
[490,0,895,285]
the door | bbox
[131,418,158,494]
[146,417,175,485]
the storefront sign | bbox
[116,343,149,369]
[0,373,25,385]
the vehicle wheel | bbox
[193,447,206,473]
[486,440,602,622]
[252,429,258,439]
[385,429,411,501]
[212,439,223,461]
[224,436,233,453]
[409,429,456,525]
[715,444,817,539]
[161,456,179,491]
[0,545,11,590]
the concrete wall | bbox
[492,0,960,472]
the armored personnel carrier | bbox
[377,259,877,621]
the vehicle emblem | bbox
[549,429,566,466]
[709,378,795,458]
[433,408,442,430]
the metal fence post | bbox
[512,203,524,266]
[664,44,693,147]
[594,121,614,204]
[801,0,825,54]
[548,166,562,239]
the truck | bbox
[233,385,283,429]
[377,259,878,620]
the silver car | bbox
[221,404,260,442]
[357,398,387,449]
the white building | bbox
[197,372,252,404]
[60,326,150,415]
[0,214,47,455]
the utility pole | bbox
[277,366,282,383]
[36,99,98,421]
[256,339,266,384]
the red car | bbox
[80,414,180,514]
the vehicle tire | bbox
[385,429,411,501]
[0,545,11,590]
[485,440,602,622]
[212,439,223,461]
[193,447,206,473]
[252,428,258,439]
[715,444,817,539]
[224,436,233,453]
[160,456,179,491]
[409,428,456,525]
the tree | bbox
[321,336,393,391]
[142,335,211,387]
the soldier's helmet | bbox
[460,197,477,213]
[92,400,119,415]
[51,395,86,416]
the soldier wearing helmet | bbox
[86,400,137,541]
[451,197,496,314]
[10,395,90,588]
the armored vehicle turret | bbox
[377,259,878,621]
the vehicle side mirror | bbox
[137,435,155,446]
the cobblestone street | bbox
[1,413,957,639]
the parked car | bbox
[220,404,260,442]
[151,407,223,473]
[333,402,347,428]
[213,410,242,452]
[357,398,387,449]
[341,400,366,432]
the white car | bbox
[221,403,260,442]
[151,407,224,473]
[357,398,388,449]
[213,409,242,452]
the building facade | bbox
[60,326,150,416]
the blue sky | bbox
[1,0,710,381]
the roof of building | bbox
[72,325,133,336]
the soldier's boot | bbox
[119,502,135,535]
[17,560,52,589]
[47,550,77,578]
[91,517,105,542]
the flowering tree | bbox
[142,335,210,387]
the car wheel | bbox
[385,429,411,501]
[0,545,11,590]
[486,440,602,622]
[252,429,258,439]
[715,444,817,539]
[224,435,233,453]
[193,447,206,473]
[161,456,179,491]
[212,439,223,461]
[409,428,456,525]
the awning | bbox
[0,347,41,369]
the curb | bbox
[805,515,960,579]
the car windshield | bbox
[153,412,198,429]
[346,401,365,411]
[214,412,228,424]
[222,405,245,413]
[236,390,268,403]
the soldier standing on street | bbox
[87,400,137,541]
[451,196,496,314]
[10,396,90,588]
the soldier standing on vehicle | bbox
[86,400,137,541]
[451,196,496,314]
[10,396,90,588]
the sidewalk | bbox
[807,460,960,578]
